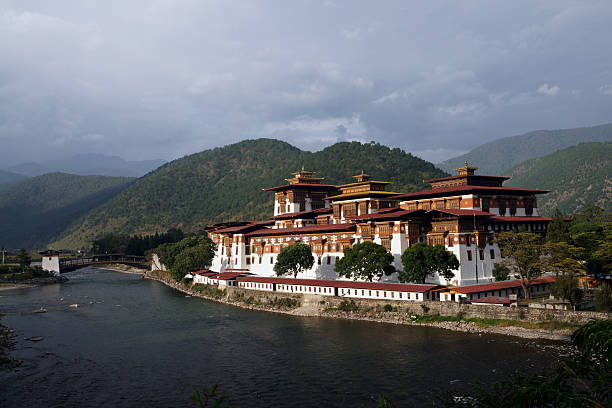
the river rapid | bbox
[0,267,561,407]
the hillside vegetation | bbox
[506,142,612,215]
[51,139,446,249]
[439,123,612,175]
[0,169,26,191]
[0,173,133,249]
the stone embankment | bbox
[144,270,612,341]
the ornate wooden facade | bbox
[206,164,551,286]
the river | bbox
[0,267,560,407]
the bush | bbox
[338,299,359,312]
[420,303,430,314]
[383,304,393,312]
[269,297,299,309]
[595,283,612,312]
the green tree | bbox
[492,263,510,281]
[16,248,30,272]
[335,241,395,282]
[495,232,544,299]
[546,208,570,243]
[274,243,314,278]
[551,273,583,310]
[156,236,216,281]
[595,282,612,312]
[399,243,459,284]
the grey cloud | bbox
[0,1,611,166]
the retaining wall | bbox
[146,270,611,324]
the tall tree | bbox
[496,232,545,299]
[399,242,459,284]
[274,243,314,278]
[492,263,510,281]
[16,248,30,272]
[551,273,583,310]
[546,208,570,243]
[335,241,395,282]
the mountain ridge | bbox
[50,138,447,249]
[0,173,134,249]
[506,142,611,215]
[438,123,612,175]
[6,153,165,178]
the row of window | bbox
[467,284,549,299]
[466,249,497,261]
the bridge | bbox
[40,251,150,275]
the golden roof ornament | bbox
[455,160,478,176]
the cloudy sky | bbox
[1,1,612,166]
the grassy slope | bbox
[439,123,612,175]
[0,173,134,249]
[51,139,447,249]
[506,142,612,215]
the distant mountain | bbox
[51,139,447,249]
[506,142,612,215]
[0,173,134,249]
[6,154,165,178]
[438,123,612,175]
[0,169,26,191]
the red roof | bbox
[212,272,249,280]
[193,270,214,276]
[245,223,356,236]
[236,276,440,293]
[490,216,552,222]
[393,185,549,200]
[348,209,422,221]
[430,209,494,217]
[469,296,511,305]
[215,222,274,233]
[270,208,333,220]
[424,174,510,183]
[263,183,338,191]
[453,276,555,294]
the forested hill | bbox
[0,173,134,249]
[0,169,26,191]
[439,123,612,175]
[51,139,447,249]
[506,142,612,215]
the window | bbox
[317,258,321,265]
[246,258,250,265]
[326,257,331,265]
[259,256,262,264]
[479,250,484,260]
[467,250,472,261]
[490,249,495,259]
[270,257,273,264]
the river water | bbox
[0,267,560,407]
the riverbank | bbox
[144,270,579,342]
[0,276,68,291]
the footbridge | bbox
[40,251,150,275]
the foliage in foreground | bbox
[443,319,612,408]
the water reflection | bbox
[0,267,558,408]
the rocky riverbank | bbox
[0,275,68,291]
[144,270,575,342]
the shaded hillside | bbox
[439,123,612,175]
[52,139,446,249]
[7,154,165,177]
[0,169,26,191]
[506,142,612,215]
[0,173,134,249]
